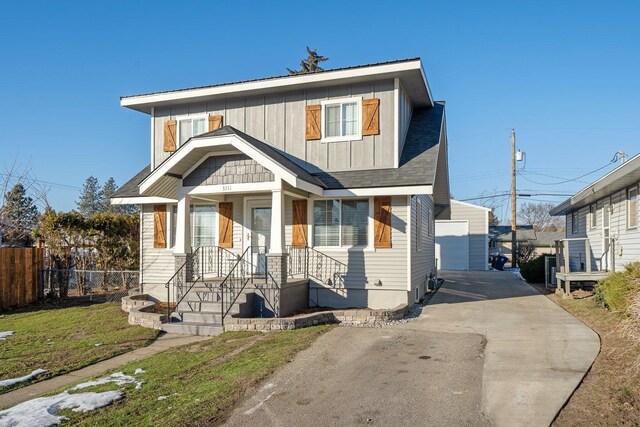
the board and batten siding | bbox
[411,195,435,299]
[286,195,409,308]
[152,80,396,173]
[448,200,488,270]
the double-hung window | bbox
[313,199,369,247]
[589,204,597,229]
[178,116,207,147]
[321,98,361,142]
[628,187,638,229]
[191,204,216,247]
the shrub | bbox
[594,262,640,312]
[520,254,546,284]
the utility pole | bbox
[511,128,517,268]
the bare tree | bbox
[517,202,565,232]
[0,158,50,246]
[287,47,329,75]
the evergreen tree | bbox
[0,183,39,246]
[101,177,118,213]
[76,176,102,216]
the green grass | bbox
[58,325,332,426]
[594,262,640,312]
[0,302,159,392]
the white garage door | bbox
[435,220,469,271]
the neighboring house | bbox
[550,154,640,292]
[488,225,536,259]
[532,231,565,256]
[111,58,451,324]
[435,199,489,271]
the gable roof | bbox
[551,153,640,216]
[489,225,536,242]
[121,58,433,113]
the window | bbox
[170,205,178,248]
[313,199,369,247]
[489,240,497,249]
[603,201,611,229]
[571,211,578,234]
[416,199,423,251]
[589,204,597,229]
[321,98,361,142]
[628,187,638,229]
[191,205,216,247]
[178,116,207,146]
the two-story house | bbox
[550,154,640,295]
[112,58,451,331]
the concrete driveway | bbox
[222,271,599,427]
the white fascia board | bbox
[418,63,435,108]
[181,181,279,197]
[139,133,324,196]
[121,61,424,109]
[322,185,432,197]
[111,197,176,205]
[451,199,491,211]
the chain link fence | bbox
[41,269,140,302]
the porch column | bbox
[269,189,286,254]
[174,195,191,255]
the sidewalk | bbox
[0,333,208,409]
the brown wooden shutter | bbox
[374,196,392,248]
[208,114,223,131]
[305,105,321,140]
[153,205,167,248]
[218,202,233,248]
[291,200,308,246]
[163,120,177,152]
[362,98,380,136]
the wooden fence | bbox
[0,247,44,309]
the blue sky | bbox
[1,1,638,222]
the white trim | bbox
[319,96,362,143]
[627,185,638,230]
[111,196,177,205]
[394,78,400,168]
[182,181,278,197]
[243,196,273,254]
[407,195,412,291]
[416,197,423,252]
[150,107,155,169]
[310,197,371,249]
[139,134,324,196]
[450,199,491,211]
[322,185,432,197]
[122,60,427,109]
[484,208,489,270]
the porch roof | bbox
[550,153,640,216]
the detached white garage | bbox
[435,200,489,271]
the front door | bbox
[245,200,271,274]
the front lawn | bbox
[55,325,332,426]
[0,302,159,392]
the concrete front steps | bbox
[160,280,255,336]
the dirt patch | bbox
[541,290,640,426]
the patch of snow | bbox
[134,368,145,375]
[94,343,102,347]
[0,390,123,427]
[0,369,48,387]
[0,331,14,340]
[157,393,179,401]
[0,371,145,427]
[504,267,525,280]
[68,372,143,392]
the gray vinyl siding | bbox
[448,200,488,270]
[153,80,396,173]
[285,195,408,291]
[608,187,640,269]
[141,204,175,293]
[398,82,413,155]
[411,195,435,299]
